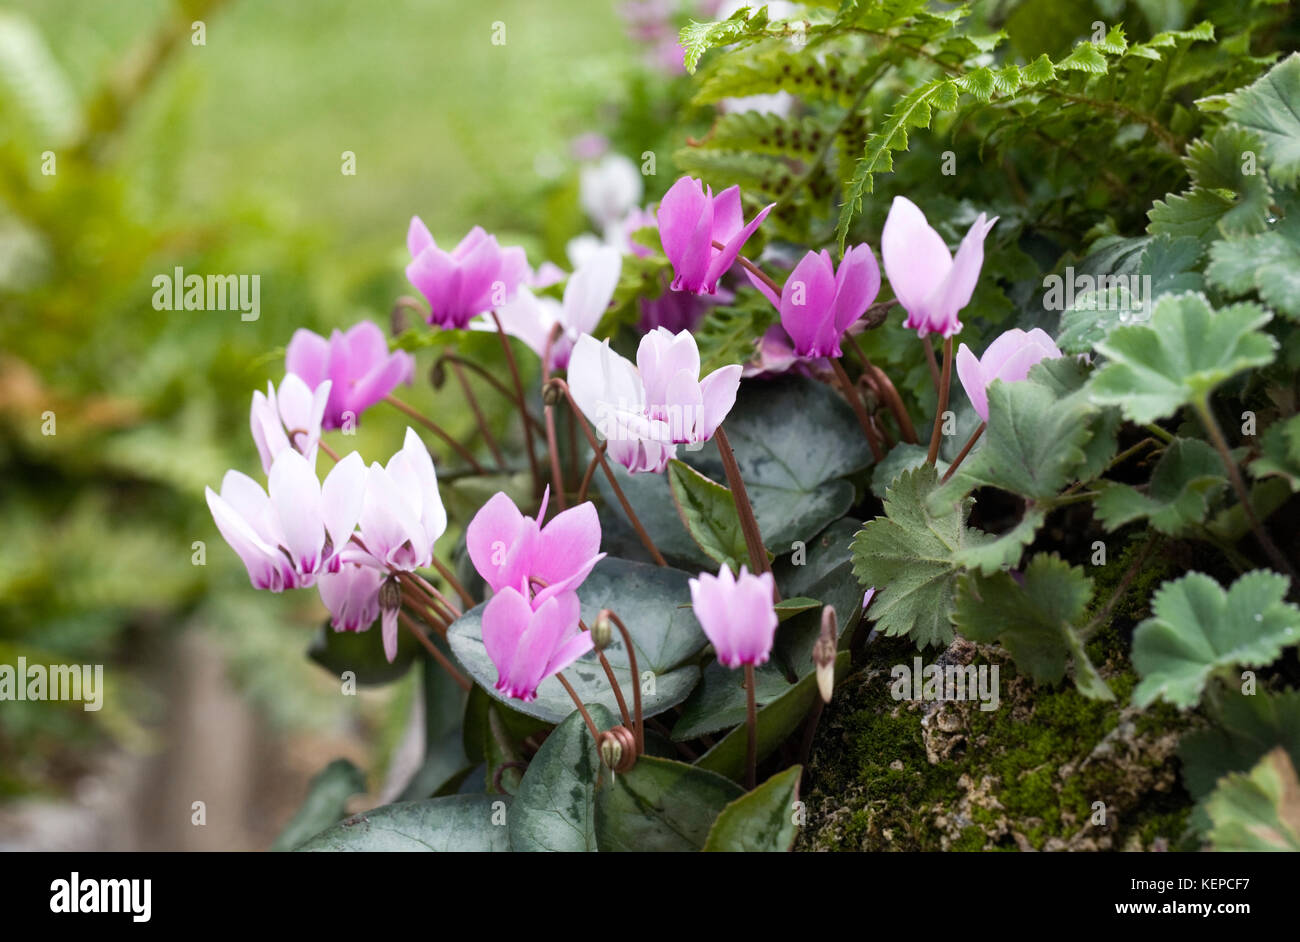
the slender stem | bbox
[400,584,449,633]
[403,570,461,620]
[438,353,545,436]
[940,422,986,483]
[1145,422,1175,445]
[714,426,777,589]
[565,406,578,492]
[831,359,884,461]
[398,611,471,690]
[577,441,606,504]
[712,240,782,297]
[429,556,474,610]
[926,337,954,466]
[606,611,644,754]
[384,394,485,474]
[1197,401,1298,581]
[317,438,341,463]
[1079,538,1156,641]
[555,672,601,741]
[541,326,568,514]
[921,336,942,394]
[491,313,543,497]
[799,697,825,768]
[745,663,757,791]
[581,618,633,731]
[556,380,668,566]
[845,332,918,444]
[449,360,506,469]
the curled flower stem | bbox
[491,312,543,497]
[940,422,986,483]
[845,332,918,444]
[554,379,668,567]
[403,570,461,621]
[926,337,954,466]
[1196,400,1298,583]
[398,610,471,691]
[384,394,485,474]
[437,353,545,436]
[606,610,644,754]
[556,672,602,742]
[577,441,606,504]
[714,426,779,591]
[583,619,633,734]
[429,556,474,610]
[830,359,884,462]
[745,663,758,791]
[449,360,506,470]
[542,324,568,514]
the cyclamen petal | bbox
[689,564,778,668]
[250,375,330,475]
[318,563,383,632]
[353,429,445,571]
[882,196,997,339]
[657,176,773,295]
[406,217,528,328]
[285,322,413,431]
[483,588,591,702]
[955,327,1064,421]
[467,489,604,602]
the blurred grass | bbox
[0,0,645,795]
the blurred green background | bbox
[0,0,683,846]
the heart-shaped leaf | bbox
[594,755,744,851]
[271,759,367,852]
[307,618,416,685]
[296,794,511,851]
[703,765,803,852]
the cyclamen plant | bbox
[208,4,1300,853]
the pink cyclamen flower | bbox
[318,562,384,633]
[637,327,742,444]
[467,488,605,605]
[405,217,529,329]
[747,244,880,358]
[481,587,591,701]
[880,196,998,339]
[491,246,621,371]
[207,449,365,591]
[345,428,448,574]
[955,328,1063,422]
[285,321,415,430]
[657,176,774,295]
[250,374,330,475]
[689,565,778,668]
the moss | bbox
[800,540,1196,851]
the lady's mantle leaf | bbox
[1089,292,1276,423]
[852,465,991,648]
[1206,747,1300,852]
[1094,437,1226,535]
[1132,571,1300,709]
[1222,53,1300,187]
[702,765,802,852]
[954,554,1111,700]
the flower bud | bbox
[428,359,447,389]
[813,605,837,704]
[379,575,402,614]
[542,378,565,407]
[591,610,614,651]
[598,725,637,773]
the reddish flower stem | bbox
[542,324,568,514]
[556,672,602,741]
[384,394,485,474]
[940,422,986,483]
[606,611,645,754]
[830,359,884,462]
[490,312,543,497]
[745,663,758,790]
[398,610,471,690]
[926,337,954,466]
[448,360,506,470]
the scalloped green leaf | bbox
[1089,292,1276,423]
[1132,571,1300,709]
[1222,53,1300,188]
[852,466,990,648]
[954,554,1110,700]
[1206,748,1300,851]
[1207,231,1300,319]
[1094,438,1226,535]
[1180,689,1300,801]
[1251,415,1300,490]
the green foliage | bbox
[1206,748,1300,851]
[852,466,990,648]
[703,765,803,852]
[594,756,744,852]
[1132,571,1300,709]
[271,759,367,852]
[667,459,751,571]
[1094,438,1226,535]
[1222,53,1300,187]
[296,795,511,852]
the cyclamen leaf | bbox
[852,465,991,648]
[702,765,802,852]
[1222,53,1300,188]
[1132,571,1300,709]
[1093,438,1226,535]
[271,759,367,852]
[1206,748,1300,852]
[594,755,744,851]
[1088,292,1276,423]
[667,459,751,571]
[953,554,1111,700]
[296,795,510,852]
